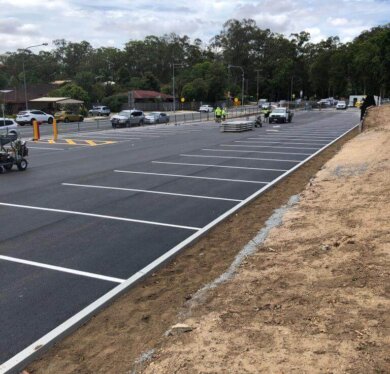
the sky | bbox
[0,0,389,53]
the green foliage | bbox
[101,94,128,112]
[1,21,389,104]
[48,83,90,104]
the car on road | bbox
[0,118,19,135]
[269,107,293,123]
[144,112,170,124]
[54,110,84,123]
[199,105,214,113]
[336,101,347,110]
[111,110,145,128]
[88,106,110,116]
[15,110,54,126]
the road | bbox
[0,109,359,371]
[15,106,260,138]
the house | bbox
[3,83,56,114]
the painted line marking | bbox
[152,161,288,172]
[114,170,268,184]
[85,140,97,146]
[65,139,77,145]
[28,146,65,151]
[0,255,125,283]
[258,134,334,139]
[221,144,311,156]
[0,202,200,231]
[247,138,328,143]
[235,140,325,146]
[203,148,311,156]
[62,183,242,202]
[73,134,141,140]
[180,154,300,163]
[226,144,318,150]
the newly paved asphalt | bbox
[0,109,359,365]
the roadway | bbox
[0,109,360,371]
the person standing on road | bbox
[221,107,227,121]
[215,106,222,122]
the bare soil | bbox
[27,107,389,374]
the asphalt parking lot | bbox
[0,109,360,370]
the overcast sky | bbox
[0,0,389,53]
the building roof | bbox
[131,90,173,100]
[4,83,56,104]
[30,97,69,102]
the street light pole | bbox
[255,69,260,102]
[21,43,48,110]
[172,63,183,113]
[0,90,13,128]
[228,64,245,107]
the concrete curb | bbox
[0,122,359,374]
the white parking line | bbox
[180,154,300,163]
[203,148,311,156]
[235,140,325,146]
[257,135,334,140]
[0,202,200,231]
[28,146,65,151]
[248,137,328,142]
[230,143,318,150]
[0,255,125,283]
[62,183,242,202]
[152,161,288,172]
[114,170,268,184]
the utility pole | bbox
[172,63,183,113]
[255,69,260,102]
[228,65,245,107]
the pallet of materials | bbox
[220,120,254,132]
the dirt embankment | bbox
[27,107,389,374]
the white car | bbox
[88,106,111,116]
[0,118,19,135]
[336,101,347,110]
[199,105,214,113]
[16,110,54,126]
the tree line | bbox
[0,19,389,109]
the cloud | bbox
[0,0,389,53]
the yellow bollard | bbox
[33,120,40,141]
[53,118,58,141]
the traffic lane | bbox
[0,212,192,278]
[0,261,115,364]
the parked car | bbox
[54,110,84,123]
[16,110,54,126]
[144,112,170,124]
[88,106,110,116]
[199,105,214,113]
[336,101,347,110]
[0,118,19,135]
[111,110,145,128]
[269,107,293,123]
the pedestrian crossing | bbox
[31,123,220,150]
